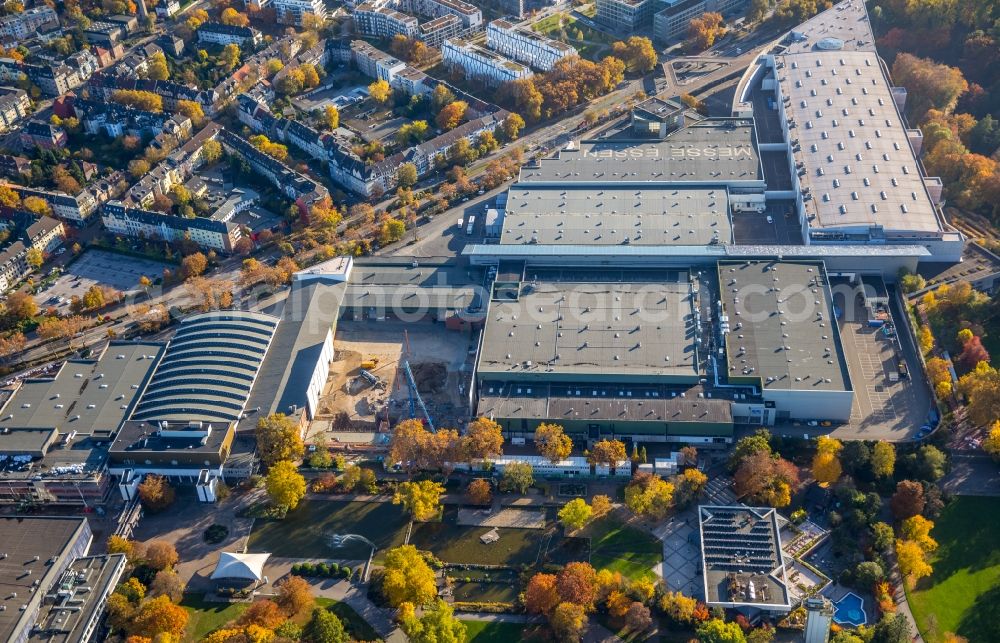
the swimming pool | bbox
[833,592,868,627]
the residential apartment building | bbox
[20,119,67,150]
[123,123,218,208]
[89,72,218,115]
[66,48,100,82]
[24,215,66,254]
[405,0,481,28]
[442,38,532,83]
[0,154,30,178]
[10,185,100,223]
[486,18,576,71]
[217,128,330,211]
[102,201,243,251]
[419,13,462,47]
[156,0,181,17]
[197,22,263,47]
[74,99,191,140]
[0,87,30,132]
[0,5,58,39]
[351,40,407,82]
[596,0,656,31]
[653,0,746,43]
[275,0,327,26]
[0,215,65,292]
[0,240,29,293]
[0,60,80,96]
[353,3,420,39]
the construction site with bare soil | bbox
[308,320,478,440]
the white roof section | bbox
[293,256,354,283]
[501,186,731,246]
[776,0,942,236]
[211,552,271,581]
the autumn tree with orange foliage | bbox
[556,562,598,610]
[687,12,725,51]
[525,573,561,615]
[275,576,314,617]
[466,478,492,505]
[436,101,468,130]
[734,450,800,507]
[128,596,188,639]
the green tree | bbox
[399,599,466,643]
[500,461,534,493]
[697,618,747,643]
[872,521,894,552]
[397,163,418,188]
[729,429,772,469]
[551,602,587,642]
[558,498,593,531]
[266,460,306,510]
[747,0,771,22]
[624,472,674,519]
[303,607,347,643]
[256,413,304,466]
[871,442,896,478]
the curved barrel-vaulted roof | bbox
[131,312,279,423]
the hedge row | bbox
[291,562,358,579]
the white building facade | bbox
[442,38,532,84]
[486,19,576,71]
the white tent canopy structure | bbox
[210,552,271,581]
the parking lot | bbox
[41,250,169,312]
[732,200,802,245]
[831,286,932,441]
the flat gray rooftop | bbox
[28,554,126,643]
[719,261,850,392]
[0,517,89,643]
[501,186,732,246]
[518,120,761,186]
[478,382,732,425]
[699,506,791,610]
[479,279,699,382]
[0,342,164,438]
[775,0,942,236]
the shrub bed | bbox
[291,562,354,579]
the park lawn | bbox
[531,12,615,60]
[584,516,662,582]
[907,496,1000,643]
[314,598,381,641]
[462,620,536,642]
[408,508,549,566]
[181,595,249,640]
[247,500,409,560]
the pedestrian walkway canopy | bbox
[210,552,271,581]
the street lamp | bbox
[328,534,377,582]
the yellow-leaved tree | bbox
[393,480,444,522]
[382,545,437,607]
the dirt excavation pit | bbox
[310,321,474,433]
